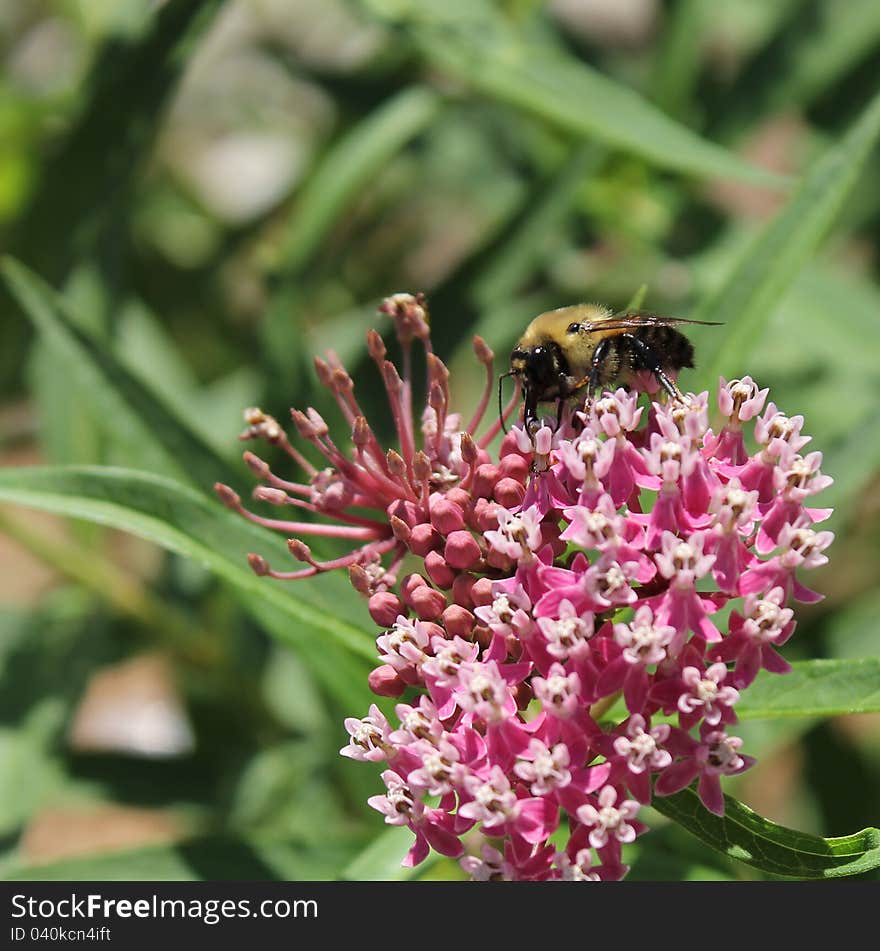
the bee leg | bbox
[567,338,611,417]
[623,333,685,401]
[555,398,565,431]
[523,386,540,436]
[588,338,611,399]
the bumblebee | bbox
[504,303,719,431]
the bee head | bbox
[510,344,565,389]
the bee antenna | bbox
[498,372,513,435]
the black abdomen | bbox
[629,326,695,372]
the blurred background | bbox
[1,0,879,880]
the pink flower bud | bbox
[471,498,502,533]
[452,574,475,609]
[253,486,288,505]
[430,497,465,535]
[442,604,475,637]
[425,550,456,589]
[369,664,406,697]
[400,573,429,606]
[387,499,421,529]
[366,329,386,362]
[494,477,525,508]
[242,451,271,478]
[214,483,241,508]
[497,454,529,484]
[472,464,499,499]
[369,592,405,627]
[444,530,482,571]
[410,585,447,621]
[410,522,442,556]
[469,577,494,607]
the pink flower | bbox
[650,531,721,646]
[576,785,641,850]
[340,704,393,762]
[532,663,583,719]
[459,844,510,881]
[536,599,594,662]
[454,660,518,724]
[459,766,559,844]
[655,728,755,816]
[609,715,672,803]
[710,587,795,686]
[375,615,433,674]
[227,293,832,880]
[596,604,675,712]
[513,739,572,796]
[484,504,544,563]
[656,662,740,729]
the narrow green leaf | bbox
[1,837,357,882]
[649,0,711,119]
[2,256,240,491]
[628,819,739,881]
[693,88,880,387]
[262,85,441,377]
[736,659,880,720]
[626,284,649,311]
[341,826,436,881]
[0,466,376,710]
[384,2,787,186]
[276,85,442,276]
[764,0,880,113]
[11,0,226,282]
[653,788,880,878]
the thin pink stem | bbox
[299,536,398,573]
[382,362,416,476]
[267,565,319,580]
[240,505,382,539]
[278,434,318,477]
[270,493,389,530]
[467,356,495,435]
[351,446,417,503]
[401,341,414,445]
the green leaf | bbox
[0,465,376,710]
[736,659,880,720]
[341,826,438,881]
[1,837,357,882]
[2,256,240,491]
[276,85,442,277]
[383,1,787,186]
[648,0,711,119]
[693,87,880,387]
[628,818,739,881]
[470,144,605,309]
[10,0,226,282]
[653,788,880,879]
[763,0,880,113]
[261,86,442,377]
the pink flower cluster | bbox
[217,293,833,881]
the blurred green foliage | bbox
[1,0,879,880]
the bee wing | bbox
[583,310,722,332]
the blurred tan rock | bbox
[706,114,806,220]
[68,653,195,757]
[550,0,658,49]
[21,805,185,865]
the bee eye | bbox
[567,323,581,334]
